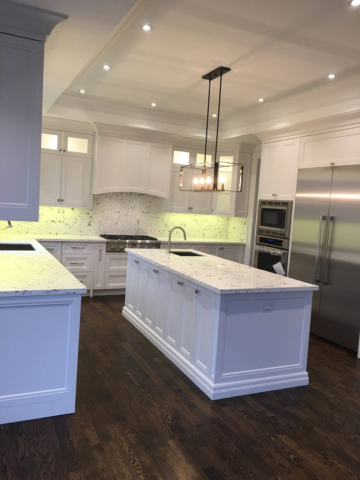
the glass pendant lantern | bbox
[179,66,244,193]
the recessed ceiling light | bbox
[350,0,360,6]
[212,114,217,117]
[80,89,86,94]
[328,74,335,79]
[151,102,156,107]
[142,24,154,31]
[258,98,264,102]
[103,65,111,70]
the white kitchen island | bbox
[0,239,86,425]
[122,249,318,400]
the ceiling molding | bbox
[42,116,95,135]
[0,0,67,41]
[93,122,177,144]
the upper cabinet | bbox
[258,138,300,201]
[299,127,360,169]
[164,147,252,217]
[94,136,172,199]
[41,130,92,158]
[40,129,93,208]
[0,4,66,222]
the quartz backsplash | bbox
[0,193,247,242]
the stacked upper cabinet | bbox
[165,146,252,216]
[0,2,66,221]
[40,130,92,208]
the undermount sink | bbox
[171,251,203,257]
[0,243,35,251]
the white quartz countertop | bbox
[126,248,318,295]
[0,238,87,297]
[2,234,105,242]
[158,237,245,245]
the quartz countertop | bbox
[1,234,105,243]
[158,237,245,245]
[126,248,318,295]
[0,238,87,297]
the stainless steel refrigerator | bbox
[290,165,360,352]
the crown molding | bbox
[42,116,95,135]
[93,122,177,144]
[0,0,67,42]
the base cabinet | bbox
[123,253,313,400]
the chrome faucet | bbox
[168,226,186,253]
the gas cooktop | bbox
[100,235,158,241]
[100,234,161,252]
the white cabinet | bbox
[258,138,300,201]
[94,137,172,199]
[165,167,212,214]
[145,266,168,336]
[299,127,360,169]
[218,245,245,263]
[0,33,43,221]
[104,253,127,289]
[61,242,94,292]
[93,243,106,290]
[41,130,92,158]
[39,242,62,262]
[40,153,91,208]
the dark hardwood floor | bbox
[1,295,360,480]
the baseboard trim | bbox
[122,306,309,400]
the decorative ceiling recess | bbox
[180,67,244,193]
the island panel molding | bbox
[122,250,316,400]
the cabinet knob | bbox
[134,260,139,264]
[177,281,184,286]
[195,289,199,294]
[153,269,159,274]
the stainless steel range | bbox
[100,235,161,253]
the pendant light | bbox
[179,66,244,193]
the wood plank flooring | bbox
[1,295,360,480]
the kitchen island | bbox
[0,239,86,425]
[122,249,318,400]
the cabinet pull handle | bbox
[177,281,184,286]
[99,249,102,261]
[195,289,199,294]
[70,262,84,265]
[71,246,85,249]
[134,260,139,264]
[238,164,244,192]
[153,269,159,273]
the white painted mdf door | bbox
[166,275,185,348]
[94,137,126,194]
[60,156,91,208]
[39,153,62,206]
[125,141,148,193]
[148,144,172,198]
[258,138,300,201]
[0,33,43,221]
[126,257,140,313]
[93,243,106,290]
[166,167,191,213]
[190,190,213,214]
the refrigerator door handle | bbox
[323,216,334,285]
[314,215,327,284]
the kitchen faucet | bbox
[168,226,186,253]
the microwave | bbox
[256,200,293,238]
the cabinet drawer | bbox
[62,254,93,271]
[62,242,93,254]
[72,272,92,290]
[105,272,127,289]
[39,241,62,262]
[105,253,127,272]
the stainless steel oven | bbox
[253,235,289,275]
[256,200,293,238]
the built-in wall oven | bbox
[253,235,289,275]
[256,200,293,238]
[254,200,293,275]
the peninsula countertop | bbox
[125,248,318,295]
[0,238,87,297]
